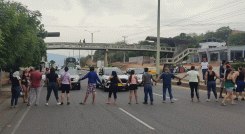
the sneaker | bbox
[171,101,174,103]
[163,101,165,103]
[216,99,219,102]
[57,102,61,105]
[143,102,148,104]
[67,102,70,105]
[206,99,210,102]
[45,103,49,106]
[150,101,153,105]
[27,103,30,106]
[35,104,38,106]
[60,102,64,105]
[241,98,245,101]
[234,98,238,101]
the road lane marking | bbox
[11,106,31,134]
[119,108,155,130]
[152,93,178,100]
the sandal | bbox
[221,103,227,106]
[106,102,110,104]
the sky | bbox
[10,0,245,57]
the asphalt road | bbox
[1,70,245,134]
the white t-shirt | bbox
[201,62,209,69]
[187,70,199,82]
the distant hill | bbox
[47,54,84,66]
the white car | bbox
[58,68,82,90]
[76,65,82,70]
[97,67,128,91]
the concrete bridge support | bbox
[104,49,108,67]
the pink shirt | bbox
[130,75,137,84]
[61,72,71,84]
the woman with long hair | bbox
[45,68,61,106]
[21,68,30,103]
[60,67,71,105]
[204,65,221,102]
[126,70,140,104]
[233,68,245,101]
[105,71,124,104]
[222,69,236,106]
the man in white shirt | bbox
[201,58,209,81]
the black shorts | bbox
[129,84,138,90]
[61,84,70,93]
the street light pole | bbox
[122,36,128,63]
[85,30,100,67]
[156,0,160,77]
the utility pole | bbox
[156,0,160,77]
[122,36,128,63]
[85,30,100,67]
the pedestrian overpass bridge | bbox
[46,42,198,66]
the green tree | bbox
[228,33,245,46]
[0,1,47,73]
[215,26,232,44]
[49,60,55,67]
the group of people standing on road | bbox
[8,58,245,107]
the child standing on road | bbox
[105,71,124,104]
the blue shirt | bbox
[80,71,102,84]
[220,65,224,78]
[160,72,175,85]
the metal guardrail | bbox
[46,42,176,52]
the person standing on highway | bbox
[200,58,209,81]
[21,68,30,103]
[156,68,181,103]
[60,67,71,105]
[233,68,245,101]
[204,65,221,102]
[105,71,124,105]
[219,60,226,98]
[181,66,200,102]
[45,68,61,106]
[222,69,236,106]
[79,67,102,105]
[126,70,140,104]
[28,66,42,106]
[141,68,157,105]
[9,71,23,108]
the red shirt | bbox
[30,71,42,88]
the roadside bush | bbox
[231,62,245,70]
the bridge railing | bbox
[46,42,176,52]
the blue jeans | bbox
[163,85,173,101]
[144,85,153,102]
[202,69,208,80]
[11,86,20,106]
[207,81,217,99]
